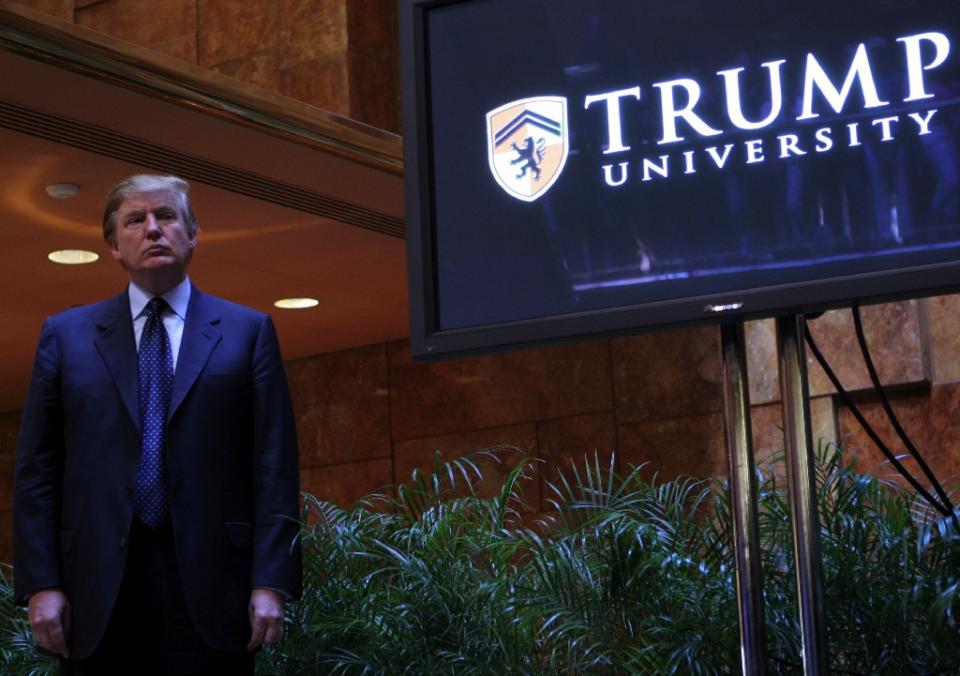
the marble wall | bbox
[283,296,957,512]
[10,0,401,133]
[4,0,959,551]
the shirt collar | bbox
[129,276,191,320]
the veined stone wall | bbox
[10,0,400,133]
[284,298,960,516]
[3,1,959,563]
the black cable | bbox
[803,322,953,518]
[851,304,958,524]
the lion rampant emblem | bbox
[510,136,547,180]
[486,96,568,202]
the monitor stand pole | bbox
[776,315,829,675]
[719,322,767,674]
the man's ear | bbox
[107,235,123,262]
[188,227,200,249]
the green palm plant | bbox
[258,443,958,675]
[520,456,737,674]
[813,446,960,673]
[0,443,956,674]
[260,449,544,675]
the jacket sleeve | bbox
[14,318,65,604]
[249,315,302,599]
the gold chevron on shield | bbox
[486,96,569,202]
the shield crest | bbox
[486,96,568,202]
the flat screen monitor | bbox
[401,0,960,358]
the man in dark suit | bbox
[14,175,302,674]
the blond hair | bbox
[102,175,198,240]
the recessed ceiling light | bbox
[48,249,99,265]
[45,183,81,199]
[274,297,319,309]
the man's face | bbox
[109,190,197,293]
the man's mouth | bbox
[145,246,170,257]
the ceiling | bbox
[0,46,409,412]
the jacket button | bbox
[119,537,126,549]
[125,484,134,497]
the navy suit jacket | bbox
[14,287,302,659]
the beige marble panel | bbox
[805,301,928,395]
[279,0,347,68]
[300,459,393,509]
[285,344,391,468]
[345,0,394,61]
[536,412,617,496]
[212,49,279,91]
[153,33,199,64]
[348,52,401,133]
[392,424,539,511]
[198,0,278,67]
[617,396,837,484]
[836,383,960,490]
[925,294,960,384]
[749,396,838,462]
[618,412,728,483]
[278,57,351,115]
[612,326,722,424]
[10,0,73,21]
[388,339,612,441]
[77,0,196,49]
[745,319,779,405]
[344,0,397,131]
[744,302,926,406]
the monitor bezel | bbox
[400,0,960,359]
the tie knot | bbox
[145,296,169,319]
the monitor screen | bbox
[402,0,960,357]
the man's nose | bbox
[145,214,162,238]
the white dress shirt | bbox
[128,277,191,371]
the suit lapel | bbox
[168,288,222,423]
[94,292,141,434]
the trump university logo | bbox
[486,96,569,202]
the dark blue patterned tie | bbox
[135,296,172,529]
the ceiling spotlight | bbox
[45,183,81,199]
[274,297,319,309]
[48,249,99,265]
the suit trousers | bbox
[60,518,254,676]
